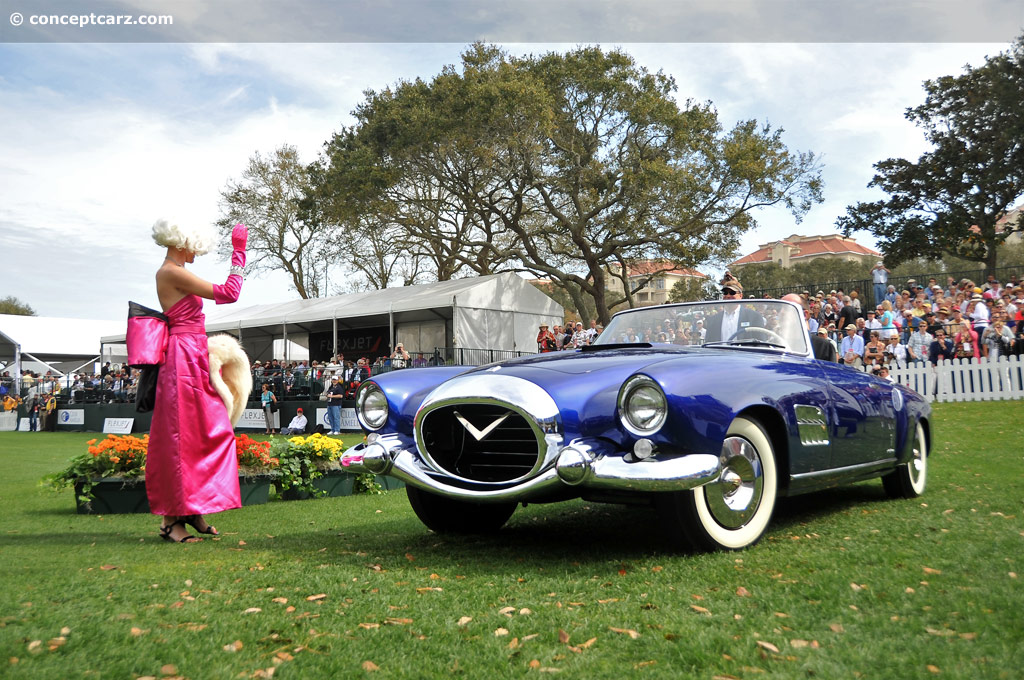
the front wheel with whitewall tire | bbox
[657,416,778,551]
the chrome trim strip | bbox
[794,404,829,446]
[341,437,722,502]
[790,458,897,481]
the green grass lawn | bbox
[1,402,1023,679]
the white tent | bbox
[0,314,125,386]
[101,273,564,363]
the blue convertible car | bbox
[341,299,931,551]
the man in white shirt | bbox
[281,407,308,435]
[840,324,865,366]
[907,324,933,364]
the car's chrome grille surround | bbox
[414,374,562,485]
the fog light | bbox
[633,438,655,460]
[556,446,592,486]
[366,432,380,445]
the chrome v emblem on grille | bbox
[454,411,510,441]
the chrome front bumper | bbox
[341,434,722,503]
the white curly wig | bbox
[151,218,215,255]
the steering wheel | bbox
[727,326,788,347]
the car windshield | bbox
[594,300,810,355]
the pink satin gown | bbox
[146,295,240,515]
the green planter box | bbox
[74,478,150,514]
[378,475,405,490]
[280,470,354,500]
[238,475,275,506]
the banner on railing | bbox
[103,418,134,434]
[236,408,279,430]
[315,407,359,431]
[58,409,85,426]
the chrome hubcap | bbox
[706,436,763,529]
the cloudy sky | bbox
[1,1,1020,321]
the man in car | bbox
[703,275,764,343]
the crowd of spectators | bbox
[782,271,1023,379]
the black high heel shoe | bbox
[160,520,201,543]
[182,515,218,536]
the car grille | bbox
[418,403,540,482]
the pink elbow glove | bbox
[213,223,248,305]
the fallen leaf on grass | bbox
[494,628,509,636]
[529,660,541,668]
[580,637,597,649]
[362,660,379,671]
[100,565,118,571]
[457,616,472,626]
[926,664,940,674]
[790,639,819,649]
[690,605,711,615]
[519,608,532,615]
[850,583,866,592]
[272,597,288,604]
[306,594,327,602]
[26,641,42,653]
[926,627,956,637]
[160,664,178,675]
[756,640,780,653]
[275,652,294,662]
[712,675,742,680]
[829,623,845,633]
[130,627,149,637]
[244,608,262,614]
[522,634,539,642]
[634,660,657,669]
[608,627,640,639]
[384,617,413,625]
[499,606,516,616]
[736,586,751,597]
[358,623,380,630]
[46,637,66,651]
[223,640,243,652]
[558,629,570,644]
[416,587,443,593]
[922,567,942,575]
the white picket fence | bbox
[875,355,1024,403]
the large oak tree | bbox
[319,44,823,323]
[838,36,1024,278]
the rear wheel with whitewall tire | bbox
[657,416,778,551]
[882,421,928,498]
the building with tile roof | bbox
[605,260,709,306]
[729,233,881,270]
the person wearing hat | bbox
[281,407,308,436]
[814,325,838,363]
[325,375,346,435]
[970,291,989,337]
[871,261,890,307]
[837,323,863,366]
[537,323,557,353]
[704,275,764,342]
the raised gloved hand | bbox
[230,223,247,269]
[214,223,247,304]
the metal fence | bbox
[746,264,1022,301]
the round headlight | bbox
[357,383,389,430]
[618,375,667,436]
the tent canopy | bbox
[0,314,125,376]
[101,273,564,355]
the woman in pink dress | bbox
[149,218,248,542]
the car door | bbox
[822,363,896,468]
